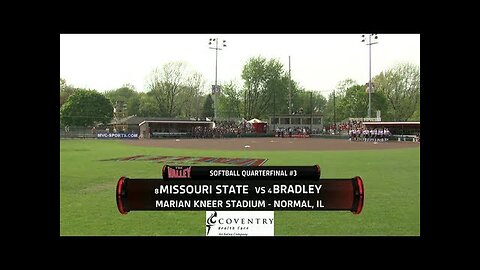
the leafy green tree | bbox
[196,95,207,118]
[371,91,389,119]
[312,92,328,115]
[287,81,304,114]
[241,56,288,119]
[60,78,77,107]
[373,63,420,121]
[147,62,188,117]
[323,79,356,124]
[409,96,420,121]
[265,74,297,118]
[291,89,327,115]
[127,94,141,116]
[104,84,139,116]
[335,78,356,97]
[324,82,389,124]
[178,72,205,118]
[217,81,242,118]
[338,84,369,118]
[137,94,160,117]
[323,91,339,125]
[104,85,137,104]
[60,90,113,126]
[202,94,214,118]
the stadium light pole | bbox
[209,38,226,120]
[361,34,379,118]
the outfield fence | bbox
[60,126,96,139]
[60,126,276,139]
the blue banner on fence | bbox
[97,133,139,139]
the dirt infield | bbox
[123,137,420,151]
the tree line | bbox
[60,57,420,127]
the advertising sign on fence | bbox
[97,133,139,139]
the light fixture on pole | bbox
[208,38,227,120]
[361,34,379,118]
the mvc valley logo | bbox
[167,166,191,178]
[205,211,274,236]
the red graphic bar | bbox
[116,176,128,215]
[162,165,321,180]
[115,176,364,214]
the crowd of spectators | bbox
[191,120,255,138]
[274,126,311,137]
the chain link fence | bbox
[60,126,97,138]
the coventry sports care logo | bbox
[206,211,218,235]
[205,211,274,236]
[167,166,191,178]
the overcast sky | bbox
[60,34,420,96]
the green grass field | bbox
[60,139,420,236]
